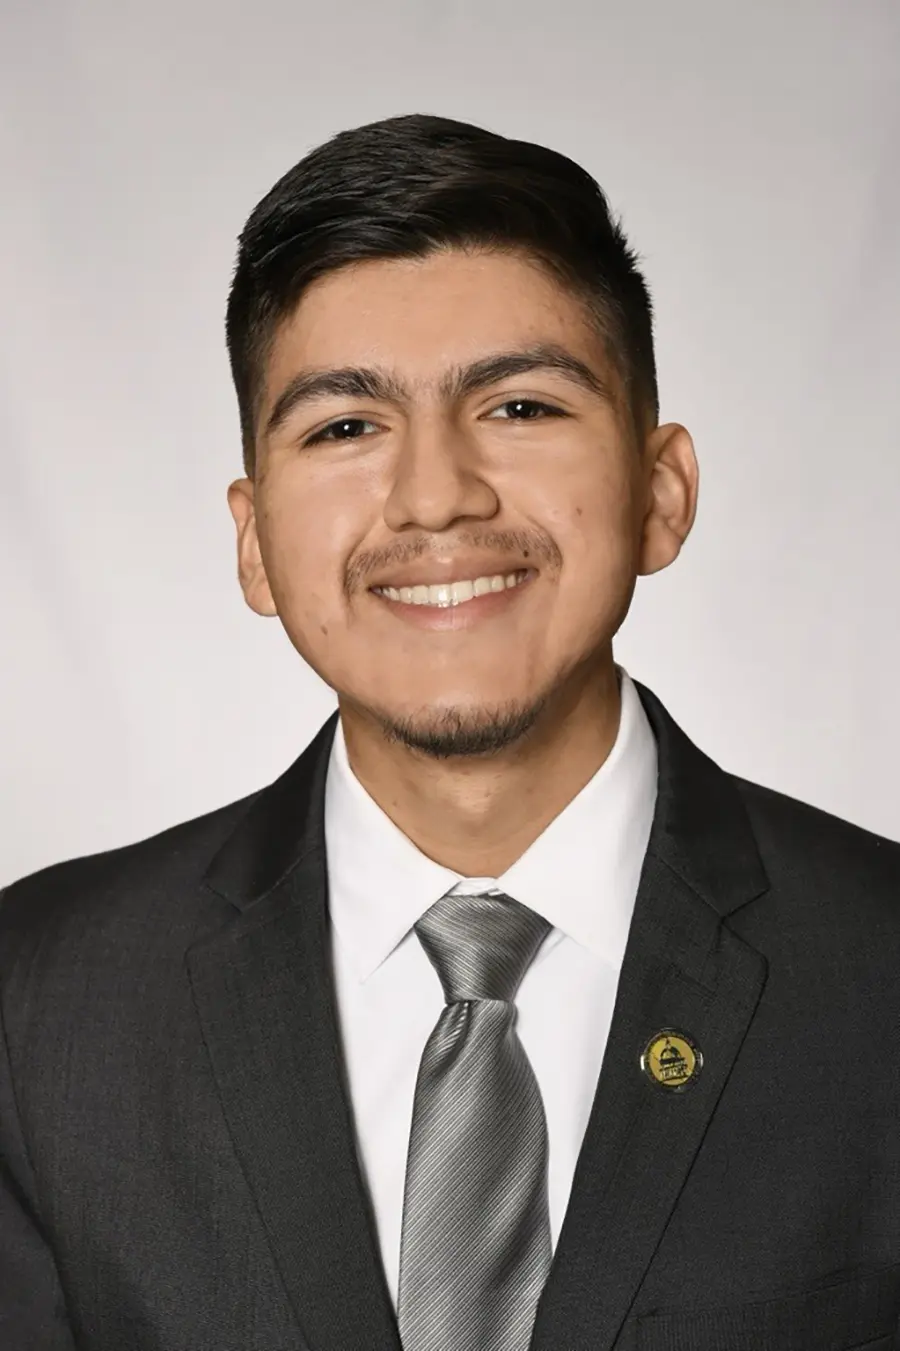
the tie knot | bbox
[414,891,551,1004]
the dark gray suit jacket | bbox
[2,682,900,1350]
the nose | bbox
[382,420,499,534]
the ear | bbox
[227,478,278,617]
[637,423,699,577]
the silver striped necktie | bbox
[397,889,553,1351]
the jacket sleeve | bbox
[0,891,78,1349]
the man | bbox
[1,113,898,1351]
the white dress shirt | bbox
[324,668,658,1307]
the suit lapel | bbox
[186,714,403,1351]
[530,682,770,1351]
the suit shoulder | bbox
[734,774,900,859]
[732,773,900,911]
[0,789,260,959]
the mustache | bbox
[346,529,562,591]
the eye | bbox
[485,399,567,422]
[303,417,379,447]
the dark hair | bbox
[226,113,659,476]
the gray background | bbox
[2,0,898,883]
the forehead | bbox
[263,248,605,396]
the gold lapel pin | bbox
[641,1029,702,1091]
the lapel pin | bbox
[641,1029,702,1092]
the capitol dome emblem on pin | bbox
[641,1029,702,1091]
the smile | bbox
[371,570,530,609]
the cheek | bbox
[544,457,639,566]
[544,470,641,626]
[257,484,349,633]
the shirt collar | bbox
[324,668,658,983]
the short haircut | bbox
[226,113,659,476]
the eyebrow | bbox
[263,342,614,439]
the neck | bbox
[338,658,622,877]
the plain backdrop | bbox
[1,0,898,884]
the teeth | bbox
[376,571,528,607]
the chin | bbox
[372,692,550,760]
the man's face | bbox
[230,248,684,755]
